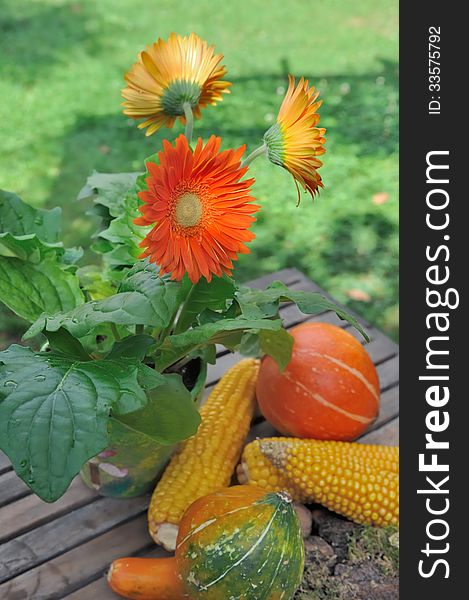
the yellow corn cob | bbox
[237,437,399,527]
[148,358,260,550]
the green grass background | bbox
[0,0,398,340]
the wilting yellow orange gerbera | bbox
[122,33,231,136]
[135,135,259,283]
[264,75,326,201]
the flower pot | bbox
[80,358,207,498]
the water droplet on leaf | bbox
[34,375,46,382]
[3,380,17,388]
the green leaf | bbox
[175,275,237,333]
[236,281,370,341]
[258,328,294,371]
[81,171,151,269]
[0,345,150,502]
[62,246,84,269]
[0,192,84,322]
[156,317,283,370]
[25,260,183,339]
[112,373,201,445]
[0,231,63,261]
[229,328,294,371]
[237,332,262,357]
[45,328,91,361]
[77,264,117,300]
[0,253,85,322]
[0,190,61,242]
[135,363,167,393]
[107,334,155,361]
[79,171,140,214]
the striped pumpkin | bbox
[257,322,380,440]
[176,485,304,600]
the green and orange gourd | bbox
[176,485,304,600]
[108,485,305,600]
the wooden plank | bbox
[245,419,278,443]
[0,452,11,475]
[363,384,399,435]
[62,545,169,600]
[0,516,154,600]
[0,494,150,583]
[0,470,31,508]
[376,355,399,391]
[0,477,96,544]
[245,267,303,289]
[282,271,373,330]
[360,417,399,446]
[349,327,398,363]
[62,574,113,600]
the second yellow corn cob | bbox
[237,437,399,527]
[148,358,260,550]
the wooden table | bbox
[0,268,399,599]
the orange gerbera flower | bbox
[135,135,259,283]
[264,75,326,201]
[122,33,231,136]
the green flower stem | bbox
[158,344,202,373]
[111,322,121,341]
[174,282,196,335]
[241,143,267,167]
[158,310,179,344]
[183,102,194,144]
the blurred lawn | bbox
[0,0,398,339]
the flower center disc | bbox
[175,192,203,228]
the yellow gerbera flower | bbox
[263,75,326,201]
[122,33,231,136]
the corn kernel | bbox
[148,359,259,548]
[239,437,399,528]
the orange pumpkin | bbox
[257,322,380,440]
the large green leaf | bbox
[0,345,151,502]
[174,275,237,333]
[0,252,85,322]
[79,171,140,215]
[156,317,283,370]
[25,260,183,339]
[0,191,84,322]
[0,232,63,261]
[112,373,201,445]
[80,171,151,269]
[0,190,61,242]
[236,281,369,341]
[106,334,156,361]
